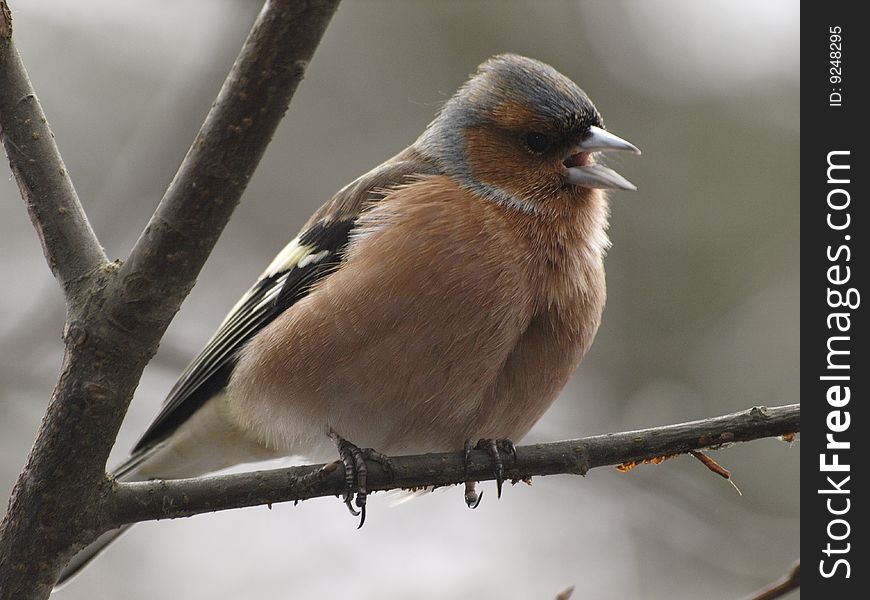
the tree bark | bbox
[108,404,799,525]
[0,1,106,299]
[0,2,341,597]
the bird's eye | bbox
[524,132,552,153]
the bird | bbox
[57,53,639,586]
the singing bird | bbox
[58,53,639,585]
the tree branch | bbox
[114,0,341,331]
[0,2,340,596]
[743,561,800,600]
[0,1,107,297]
[109,404,799,526]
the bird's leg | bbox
[462,437,516,506]
[332,435,362,517]
[329,431,394,528]
[464,481,483,509]
[463,439,484,509]
[475,438,517,499]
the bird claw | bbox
[464,481,484,509]
[344,495,361,517]
[476,438,517,498]
[463,439,482,508]
[463,438,475,478]
[462,437,517,506]
[331,433,393,528]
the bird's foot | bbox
[463,437,517,507]
[464,480,484,509]
[330,433,393,528]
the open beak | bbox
[563,126,641,191]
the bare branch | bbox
[0,2,341,596]
[0,1,107,297]
[743,561,800,600]
[115,0,341,330]
[109,404,799,526]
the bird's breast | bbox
[227,176,608,456]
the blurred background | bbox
[1,1,799,598]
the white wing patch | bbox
[251,272,291,314]
[263,237,316,279]
[297,249,330,268]
[218,237,317,330]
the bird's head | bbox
[416,54,640,214]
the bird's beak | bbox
[563,126,640,191]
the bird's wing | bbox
[130,151,438,455]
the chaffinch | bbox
[59,53,639,584]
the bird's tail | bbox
[53,451,152,589]
[55,395,283,588]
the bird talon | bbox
[499,439,517,462]
[473,437,515,499]
[331,433,388,528]
[361,447,395,481]
[344,495,360,517]
[463,438,474,478]
[464,481,483,509]
[477,438,503,497]
[462,437,514,504]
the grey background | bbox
[1,1,799,598]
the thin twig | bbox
[109,404,799,526]
[690,450,731,479]
[0,1,107,297]
[691,450,742,495]
[742,561,800,600]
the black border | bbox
[802,6,865,596]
